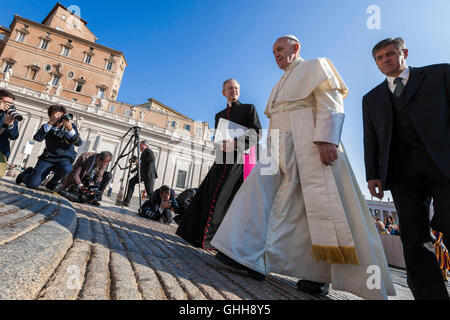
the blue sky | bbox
[2,0,450,199]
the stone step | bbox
[0,179,77,300]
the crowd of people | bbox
[373,216,400,236]
[1,33,449,300]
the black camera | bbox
[6,105,23,122]
[63,113,73,121]
[59,185,101,204]
[54,113,74,127]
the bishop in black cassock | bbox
[176,78,262,249]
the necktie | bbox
[393,77,405,98]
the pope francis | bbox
[210,35,396,300]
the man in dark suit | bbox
[120,140,158,207]
[362,37,450,300]
[139,185,179,224]
[16,105,82,190]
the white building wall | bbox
[1,80,215,195]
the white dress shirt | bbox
[386,66,410,93]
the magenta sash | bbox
[243,146,257,180]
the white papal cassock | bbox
[211,56,396,300]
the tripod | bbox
[111,126,142,209]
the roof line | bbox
[11,15,127,65]
[0,25,11,32]
[41,2,88,26]
[137,98,193,121]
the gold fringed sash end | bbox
[310,245,360,265]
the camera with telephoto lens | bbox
[5,105,23,122]
[59,185,101,204]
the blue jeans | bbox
[23,158,72,189]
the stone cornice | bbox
[60,42,73,49]
[2,57,17,64]
[26,64,41,71]
[17,27,30,35]
[104,55,115,63]
[38,35,52,42]
[75,77,86,84]
[83,50,95,56]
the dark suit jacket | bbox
[214,101,262,160]
[0,112,19,159]
[141,187,180,216]
[61,152,108,190]
[362,64,450,189]
[33,123,82,163]
[140,147,158,179]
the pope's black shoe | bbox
[296,280,330,296]
[216,252,265,281]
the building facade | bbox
[0,3,215,195]
[365,199,398,224]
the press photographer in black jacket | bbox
[16,104,82,190]
[139,185,179,224]
[119,140,158,207]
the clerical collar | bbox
[227,100,240,108]
[284,56,304,72]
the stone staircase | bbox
[0,180,77,299]
[0,177,425,300]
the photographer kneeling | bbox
[139,185,179,224]
[59,151,113,206]
[16,105,82,190]
[0,90,20,175]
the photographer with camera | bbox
[139,185,179,224]
[16,104,82,190]
[0,90,20,175]
[118,140,158,207]
[59,151,113,206]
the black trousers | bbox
[98,172,112,200]
[149,208,173,223]
[123,174,154,204]
[389,143,450,300]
